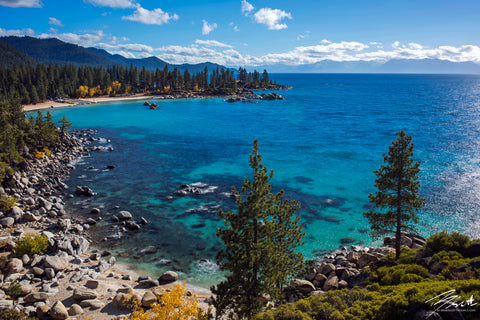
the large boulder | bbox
[0,217,15,227]
[142,290,158,308]
[49,301,68,320]
[73,287,98,301]
[117,211,132,221]
[318,263,336,276]
[7,258,23,273]
[289,279,315,294]
[24,292,48,303]
[158,271,178,285]
[323,274,339,291]
[44,256,70,272]
[358,253,379,268]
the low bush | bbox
[255,280,480,320]
[430,250,463,265]
[15,233,48,256]
[426,231,471,254]
[0,308,38,320]
[0,192,16,212]
[382,247,418,264]
[368,264,430,286]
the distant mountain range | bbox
[1,36,480,74]
[255,59,480,74]
[0,36,231,74]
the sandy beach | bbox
[23,94,156,112]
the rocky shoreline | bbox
[0,130,208,319]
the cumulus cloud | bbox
[97,42,154,53]
[195,40,232,48]
[38,30,105,47]
[241,0,254,16]
[152,39,480,67]
[83,0,136,9]
[253,8,292,30]
[0,0,41,8]
[202,20,217,35]
[122,6,179,25]
[48,17,64,27]
[156,44,260,66]
[0,28,35,36]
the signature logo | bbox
[425,289,477,313]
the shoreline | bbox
[22,88,288,112]
[22,94,157,112]
[0,129,212,319]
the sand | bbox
[22,94,156,112]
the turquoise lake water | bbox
[42,73,480,288]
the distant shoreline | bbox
[22,93,157,112]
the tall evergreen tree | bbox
[363,130,425,259]
[212,139,304,319]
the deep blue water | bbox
[42,73,480,288]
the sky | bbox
[1,0,480,67]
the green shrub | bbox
[368,264,430,286]
[15,233,48,256]
[4,280,21,299]
[426,231,471,254]
[0,192,16,212]
[255,279,480,320]
[0,307,38,320]
[430,250,463,265]
[382,247,418,264]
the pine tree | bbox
[58,114,72,133]
[212,139,304,319]
[363,130,425,259]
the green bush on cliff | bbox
[368,264,430,286]
[15,233,48,256]
[255,280,480,320]
[0,191,16,212]
[426,231,471,254]
[382,247,418,264]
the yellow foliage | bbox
[43,147,51,156]
[111,81,121,94]
[106,86,112,95]
[127,282,207,320]
[32,151,45,159]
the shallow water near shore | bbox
[40,73,480,288]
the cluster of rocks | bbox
[285,232,428,302]
[226,90,285,103]
[0,129,189,319]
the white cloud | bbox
[195,40,232,48]
[408,42,423,50]
[48,27,58,33]
[38,30,105,47]
[229,22,239,32]
[97,42,154,53]
[84,0,136,9]
[111,50,136,58]
[392,41,400,48]
[122,6,179,25]
[297,31,311,40]
[0,0,41,8]
[320,39,331,44]
[48,17,64,27]
[202,20,217,35]
[0,28,35,36]
[253,8,292,30]
[241,0,254,16]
